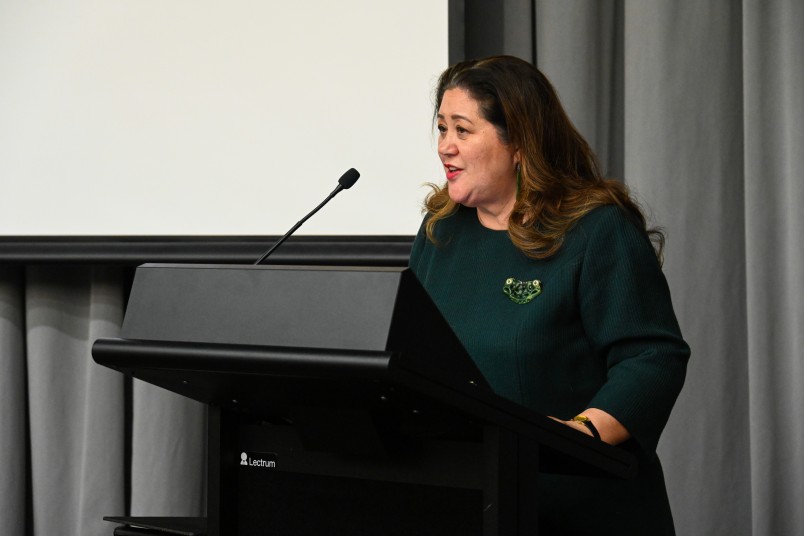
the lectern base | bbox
[103,516,206,536]
[238,470,482,536]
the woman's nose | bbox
[438,136,456,158]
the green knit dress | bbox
[409,204,690,535]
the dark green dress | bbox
[409,204,690,535]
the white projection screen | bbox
[0,1,449,236]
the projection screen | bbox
[0,1,449,236]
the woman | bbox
[409,56,690,535]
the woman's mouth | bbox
[444,164,462,181]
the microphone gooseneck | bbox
[253,168,360,265]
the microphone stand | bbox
[253,168,360,265]
[253,184,344,265]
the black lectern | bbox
[93,263,635,536]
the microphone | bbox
[254,168,360,265]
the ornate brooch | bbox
[503,277,542,304]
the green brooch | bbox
[503,277,542,304]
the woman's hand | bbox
[550,408,631,445]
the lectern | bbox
[93,263,635,536]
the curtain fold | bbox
[621,2,751,534]
[0,267,27,536]
[24,267,126,535]
[130,382,206,517]
[743,1,804,534]
[535,0,623,178]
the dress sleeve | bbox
[580,206,690,454]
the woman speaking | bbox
[410,56,690,535]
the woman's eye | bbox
[437,124,447,134]
[456,126,468,135]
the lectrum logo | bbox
[239,451,277,469]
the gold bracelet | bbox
[571,415,600,440]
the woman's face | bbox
[437,88,518,222]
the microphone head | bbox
[338,168,360,189]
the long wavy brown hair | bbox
[425,55,664,261]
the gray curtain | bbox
[0,267,205,536]
[1,1,802,535]
[527,1,803,534]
